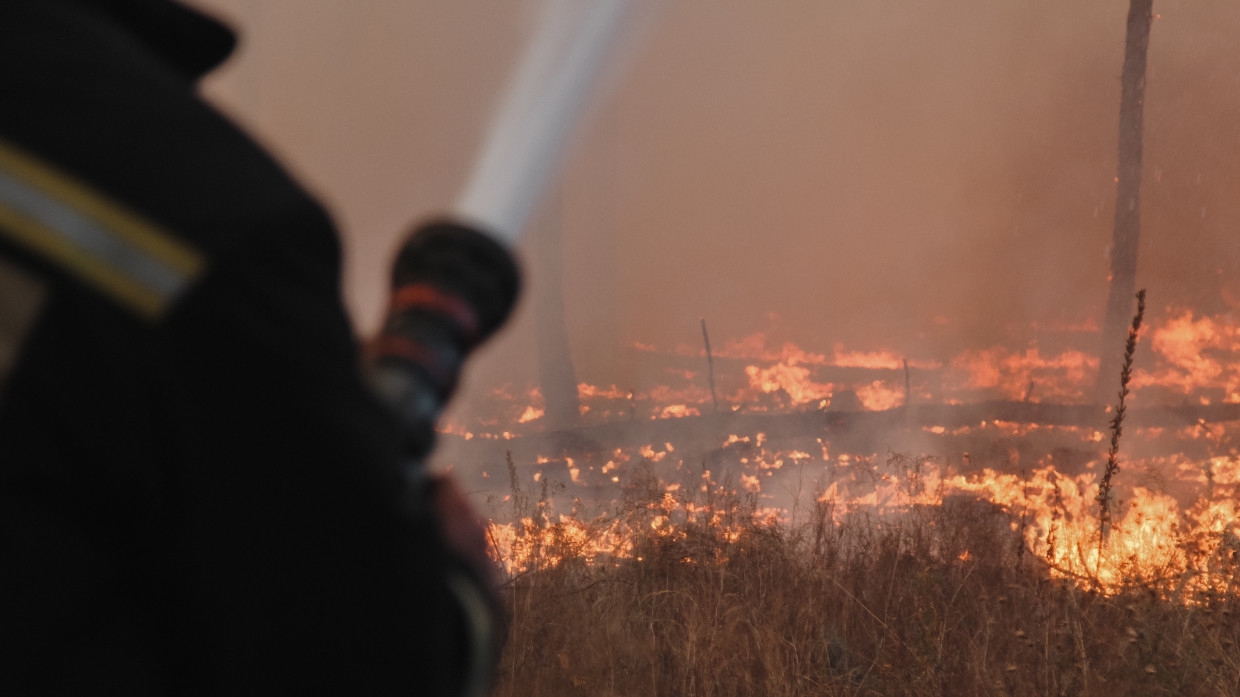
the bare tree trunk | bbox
[700,318,719,413]
[1097,0,1153,403]
[534,196,581,430]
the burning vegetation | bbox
[434,305,1240,695]
[418,1,1240,692]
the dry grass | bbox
[487,455,1240,697]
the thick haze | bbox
[190,1,1240,400]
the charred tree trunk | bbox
[1097,0,1153,403]
[534,196,581,430]
[700,318,719,413]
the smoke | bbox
[190,0,1240,419]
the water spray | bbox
[369,0,644,461]
[455,0,638,243]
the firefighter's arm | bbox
[159,204,507,696]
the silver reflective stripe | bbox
[0,168,186,300]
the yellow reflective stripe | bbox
[0,201,164,317]
[0,138,205,319]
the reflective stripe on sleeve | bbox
[0,138,205,319]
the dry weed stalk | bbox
[1097,289,1146,562]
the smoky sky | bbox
[190,0,1240,399]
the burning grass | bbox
[486,449,1240,696]
[442,310,1240,435]
[461,309,1240,694]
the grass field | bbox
[487,451,1240,697]
[463,307,1240,696]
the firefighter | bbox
[0,0,501,694]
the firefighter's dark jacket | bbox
[0,1,482,694]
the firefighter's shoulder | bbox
[0,136,205,321]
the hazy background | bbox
[187,0,1240,406]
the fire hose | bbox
[363,3,645,695]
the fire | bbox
[744,361,832,405]
[639,444,668,462]
[454,312,1240,440]
[436,420,474,440]
[578,383,627,400]
[856,380,903,410]
[948,347,1098,402]
[949,468,1202,592]
[832,345,908,370]
[1132,311,1240,395]
[657,404,699,418]
[740,473,761,493]
[484,426,1240,600]
[452,311,1240,601]
[517,405,544,423]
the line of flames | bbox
[453,310,1240,599]
[484,433,1239,600]
[442,310,1240,438]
